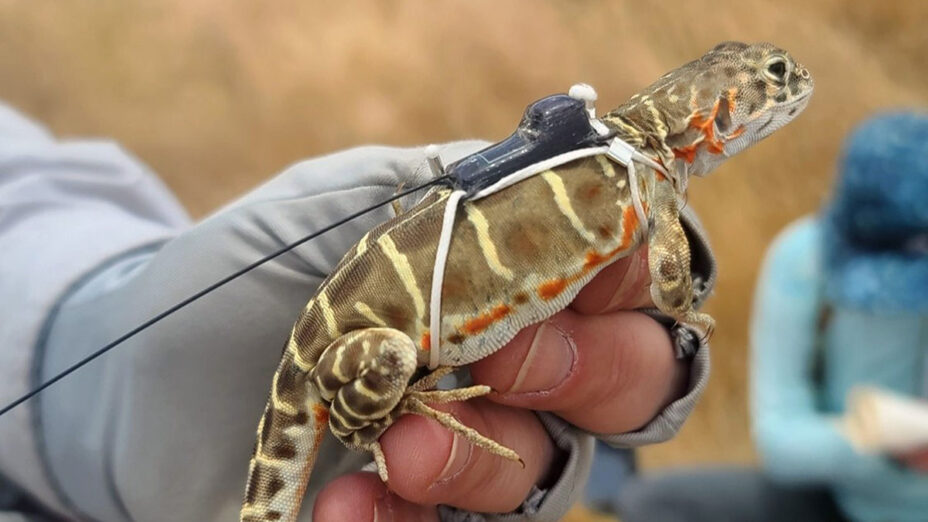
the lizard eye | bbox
[764,58,787,83]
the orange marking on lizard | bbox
[727,125,746,139]
[461,304,512,334]
[618,205,639,249]
[538,278,568,300]
[673,145,699,163]
[420,332,431,351]
[584,250,610,270]
[542,206,642,301]
[312,405,329,450]
[589,206,640,266]
[312,404,329,429]
[674,98,730,162]
[727,87,738,112]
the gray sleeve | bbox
[0,102,189,519]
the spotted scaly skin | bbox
[241,41,813,521]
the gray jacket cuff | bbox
[594,346,710,447]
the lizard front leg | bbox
[646,176,715,339]
[310,327,522,483]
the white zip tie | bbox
[471,147,608,201]
[606,138,653,236]
[429,189,466,369]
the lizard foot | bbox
[368,385,523,483]
[402,393,523,464]
[682,311,715,342]
[369,365,525,482]
[405,366,522,465]
[368,380,525,484]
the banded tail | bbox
[241,352,329,522]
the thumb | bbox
[313,473,437,522]
[572,246,653,314]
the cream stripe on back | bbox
[354,231,371,258]
[269,372,299,416]
[464,204,515,280]
[595,154,616,178]
[541,171,596,243]
[377,234,426,322]
[354,302,388,326]
[288,336,313,371]
[316,291,339,338]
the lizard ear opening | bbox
[714,95,732,133]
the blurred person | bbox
[0,101,712,521]
[614,113,928,522]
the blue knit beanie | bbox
[823,112,928,313]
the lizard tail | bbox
[241,350,329,522]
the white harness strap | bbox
[426,86,671,368]
[428,188,466,369]
[606,138,664,238]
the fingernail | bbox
[373,494,394,522]
[374,493,437,522]
[434,432,473,485]
[506,321,577,394]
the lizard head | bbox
[604,41,813,180]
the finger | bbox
[471,310,687,434]
[377,399,556,513]
[313,473,438,522]
[572,246,653,314]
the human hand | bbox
[37,141,703,521]
[313,247,691,521]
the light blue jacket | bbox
[751,217,928,522]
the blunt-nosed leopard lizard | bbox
[240,41,813,521]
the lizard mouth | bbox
[756,113,777,134]
[783,89,814,108]
[755,90,813,135]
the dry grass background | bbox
[2,1,926,519]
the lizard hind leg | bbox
[310,327,522,482]
[310,327,420,450]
